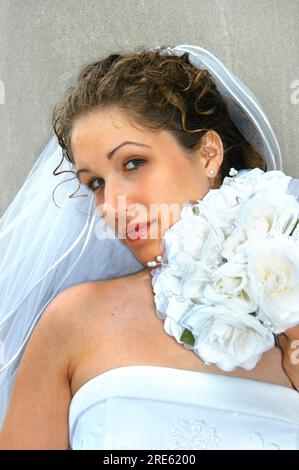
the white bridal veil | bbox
[0,44,298,428]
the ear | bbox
[198,130,224,187]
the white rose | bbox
[221,189,299,260]
[205,167,266,210]
[163,296,195,343]
[246,234,299,332]
[163,315,186,344]
[204,260,257,310]
[151,265,194,312]
[199,186,241,235]
[151,268,181,319]
[253,170,293,195]
[226,168,292,198]
[151,269,194,343]
[238,191,299,239]
[180,303,274,371]
[201,184,240,210]
[163,212,222,275]
[221,226,248,261]
[180,264,211,299]
[222,168,263,198]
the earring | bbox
[209,169,215,175]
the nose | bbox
[98,177,129,233]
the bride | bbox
[0,44,298,450]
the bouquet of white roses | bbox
[150,168,299,371]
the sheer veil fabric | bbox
[0,44,298,429]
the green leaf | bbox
[192,206,200,216]
[180,328,195,346]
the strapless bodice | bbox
[68,365,299,450]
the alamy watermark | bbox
[94,196,183,240]
[290,80,299,105]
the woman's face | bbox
[71,107,223,267]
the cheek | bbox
[141,178,178,204]
[150,165,182,196]
[134,162,206,206]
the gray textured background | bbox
[0,0,298,217]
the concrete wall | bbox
[0,0,298,217]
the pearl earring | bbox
[209,169,215,175]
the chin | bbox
[127,238,163,267]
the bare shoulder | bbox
[60,268,153,313]
[57,274,295,392]
[47,277,121,328]
[0,283,84,448]
[57,268,154,351]
[53,268,153,342]
[85,269,155,319]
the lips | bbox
[126,221,151,240]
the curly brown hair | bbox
[52,44,267,201]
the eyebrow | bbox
[75,141,151,178]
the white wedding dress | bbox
[69,365,299,450]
